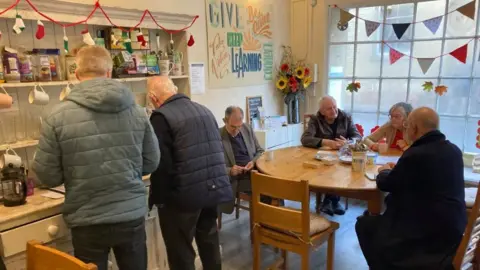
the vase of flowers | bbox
[275,46,312,124]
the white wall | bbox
[59,0,290,124]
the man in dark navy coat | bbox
[356,107,467,270]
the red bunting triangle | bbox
[389,47,404,64]
[450,44,468,64]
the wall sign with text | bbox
[206,0,274,89]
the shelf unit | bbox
[0,75,189,88]
[0,140,39,151]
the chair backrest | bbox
[453,183,480,270]
[251,171,310,242]
[303,114,313,131]
[26,240,97,270]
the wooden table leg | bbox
[367,191,383,215]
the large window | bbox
[327,0,480,153]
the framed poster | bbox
[205,0,274,89]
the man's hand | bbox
[378,164,391,173]
[230,165,245,176]
[322,139,343,150]
[396,140,407,150]
[335,136,348,147]
[370,143,379,152]
[244,161,254,171]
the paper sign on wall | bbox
[190,63,205,95]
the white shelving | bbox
[0,140,39,151]
[0,75,189,88]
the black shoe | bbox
[320,200,334,216]
[332,202,345,215]
[356,210,370,220]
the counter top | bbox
[0,175,151,232]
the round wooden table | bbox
[256,146,401,215]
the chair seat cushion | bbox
[262,207,331,237]
[465,187,477,208]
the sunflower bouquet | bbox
[275,47,312,102]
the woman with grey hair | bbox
[364,102,413,152]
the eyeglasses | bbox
[389,114,404,120]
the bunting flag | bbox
[339,9,355,25]
[417,58,435,74]
[450,44,468,64]
[392,23,411,39]
[457,0,476,20]
[365,20,380,37]
[389,47,404,64]
[423,16,442,34]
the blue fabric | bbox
[33,78,160,228]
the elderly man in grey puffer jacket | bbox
[33,46,160,270]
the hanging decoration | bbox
[417,58,435,74]
[449,44,468,64]
[81,28,96,45]
[35,20,45,39]
[346,81,361,93]
[13,14,25,34]
[435,85,448,96]
[476,121,480,149]
[136,29,147,47]
[392,23,411,39]
[332,0,476,39]
[422,81,434,92]
[422,81,448,96]
[63,27,68,54]
[355,124,364,137]
[122,31,133,53]
[187,34,195,47]
[389,47,404,64]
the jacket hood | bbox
[66,78,135,113]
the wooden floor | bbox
[218,197,370,270]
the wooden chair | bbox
[217,191,252,231]
[303,114,313,131]
[251,171,339,270]
[26,240,97,270]
[453,183,480,270]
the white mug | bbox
[1,148,21,168]
[158,60,173,75]
[265,151,274,161]
[59,83,73,101]
[172,63,183,76]
[29,85,49,105]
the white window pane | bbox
[472,46,480,77]
[352,112,378,135]
[357,7,384,41]
[408,79,437,109]
[328,79,352,111]
[382,43,410,77]
[446,0,478,38]
[464,118,480,153]
[440,116,465,150]
[384,4,415,41]
[410,41,442,77]
[437,79,470,116]
[442,39,474,77]
[329,45,354,78]
[329,8,356,43]
[380,79,408,113]
[468,79,480,116]
[355,44,382,77]
[353,79,380,112]
[415,0,446,39]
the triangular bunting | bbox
[417,58,435,74]
[450,44,468,64]
[339,9,355,24]
[365,20,380,37]
[457,0,476,20]
[423,16,443,34]
[389,47,404,64]
[392,23,411,39]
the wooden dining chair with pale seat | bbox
[26,240,97,270]
[453,183,480,270]
[251,171,339,270]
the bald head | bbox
[318,96,338,123]
[147,76,178,108]
[406,107,439,142]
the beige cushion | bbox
[466,187,477,208]
[263,207,331,236]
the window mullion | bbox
[376,5,389,125]
[406,3,418,104]
[350,8,360,112]
[436,0,450,112]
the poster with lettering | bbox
[206,0,274,89]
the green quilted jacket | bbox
[33,78,160,228]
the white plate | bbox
[339,155,352,164]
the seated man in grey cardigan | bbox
[301,96,362,216]
[218,106,265,216]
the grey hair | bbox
[389,102,413,117]
[318,96,336,110]
[225,106,244,119]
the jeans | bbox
[158,204,221,270]
[71,218,147,270]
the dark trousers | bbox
[0,256,5,270]
[324,194,340,204]
[158,204,221,270]
[356,215,458,270]
[71,218,147,270]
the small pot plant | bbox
[349,140,369,153]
